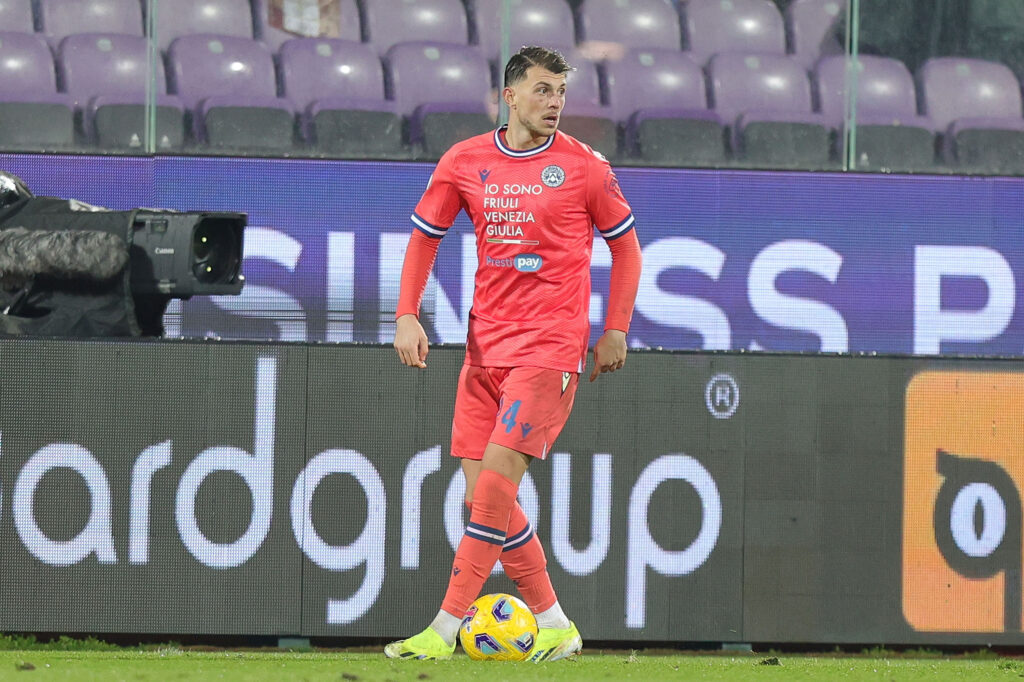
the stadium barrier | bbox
[0,339,1020,645]
[2,153,1024,356]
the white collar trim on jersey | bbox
[493,125,556,158]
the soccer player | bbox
[386,46,642,661]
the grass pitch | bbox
[0,648,1016,681]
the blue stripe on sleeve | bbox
[600,213,635,240]
[411,212,448,238]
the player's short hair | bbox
[503,46,572,88]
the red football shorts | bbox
[451,365,580,460]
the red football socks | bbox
[499,502,558,613]
[440,469,518,617]
[463,499,559,614]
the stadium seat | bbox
[0,0,35,33]
[562,53,603,110]
[576,0,682,59]
[815,55,934,171]
[58,34,185,151]
[252,0,360,51]
[919,57,1024,173]
[557,53,619,160]
[153,0,254,51]
[168,35,294,151]
[364,0,470,56]
[279,38,405,157]
[605,48,724,164]
[387,42,493,157]
[785,0,845,69]
[682,0,786,66]
[472,0,574,63]
[709,52,830,166]
[38,0,143,41]
[0,32,74,149]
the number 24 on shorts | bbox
[501,399,522,433]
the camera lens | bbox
[192,219,240,284]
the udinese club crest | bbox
[541,165,565,188]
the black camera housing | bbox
[130,210,246,297]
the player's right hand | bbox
[394,314,429,368]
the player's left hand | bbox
[590,329,627,382]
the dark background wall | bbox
[0,339,1019,644]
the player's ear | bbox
[502,86,516,109]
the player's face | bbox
[507,66,567,138]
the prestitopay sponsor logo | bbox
[514,254,542,272]
[484,254,544,272]
[903,372,1024,632]
[485,255,514,268]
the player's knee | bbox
[481,443,531,481]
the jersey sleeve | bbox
[604,228,642,333]
[396,229,442,319]
[586,154,635,241]
[411,148,463,239]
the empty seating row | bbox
[0,0,277,49]
[2,26,1021,172]
[0,33,494,156]
[0,0,847,70]
[613,50,1024,171]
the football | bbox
[459,593,538,661]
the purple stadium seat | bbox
[279,38,405,156]
[0,33,55,93]
[364,0,469,56]
[815,55,934,170]
[0,31,74,148]
[564,54,603,111]
[472,0,574,62]
[919,57,1024,171]
[709,52,830,165]
[682,0,785,66]
[59,34,163,103]
[816,55,921,124]
[253,0,360,51]
[281,38,383,109]
[168,34,294,149]
[785,0,844,69]
[386,41,493,157]
[153,0,253,51]
[710,53,813,122]
[558,52,619,159]
[920,58,1022,131]
[0,0,35,33]
[38,0,143,41]
[386,41,490,116]
[604,47,724,163]
[577,0,681,59]
[58,33,184,150]
[605,48,707,121]
[168,35,277,107]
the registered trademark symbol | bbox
[705,374,739,419]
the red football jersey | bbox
[412,126,634,372]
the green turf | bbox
[0,650,1015,681]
